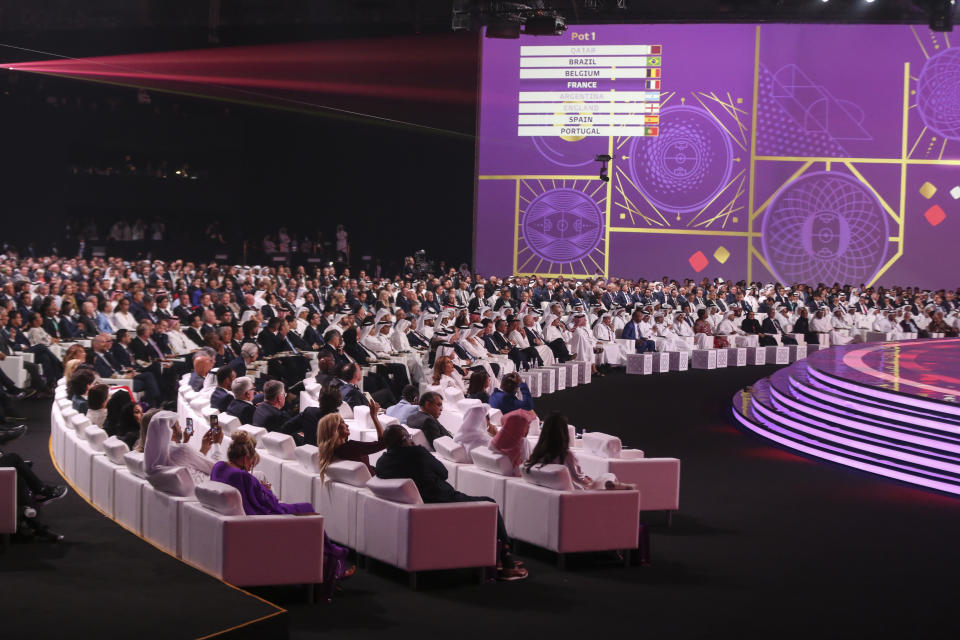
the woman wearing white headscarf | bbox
[143,410,223,485]
[453,404,497,454]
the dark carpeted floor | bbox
[7,365,960,639]
[0,398,285,640]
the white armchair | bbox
[356,477,498,588]
[506,465,641,568]
[180,481,326,587]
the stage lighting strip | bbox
[749,385,960,481]
[732,400,960,496]
[766,384,960,471]
[786,375,960,446]
[806,365,960,421]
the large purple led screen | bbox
[475,24,960,288]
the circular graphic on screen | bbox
[531,136,598,167]
[628,105,734,213]
[916,47,960,141]
[761,172,889,284]
[523,188,604,263]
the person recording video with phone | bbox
[140,409,224,484]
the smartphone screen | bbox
[363,391,374,404]
[209,414,218,427]
[184,417,194,437]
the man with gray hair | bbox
[252,379,293,432]
[225,376,256,424]
[227,342,259,378]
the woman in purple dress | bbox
[210,431,352,592]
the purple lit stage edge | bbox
[734,339,960,496]
[475,24,960,288]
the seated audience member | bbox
[488,372,534,413]
[453,403,498,454]
[1,447,67,542]
[740,311,777,346]
[489,409,536,476]
[314,352,337,388]
[277,386,344,446]
[316,408,385,476]
[103,391,142,448]
[375,424,527,581]
[210,431,351,590]
[760,309,797,345]
[252,380,292,431]
[85,383,110,427]
[404,391,452,450]
[69,367,97,413]
[525,413,633,490]
[188,348,216,392]
[433,355,466,395]
[385,384,420,424]
[142,409,222,484]
[61,343,88,383]
[210,367,236,412]
[225,376,257,424]
[465,369,491,403]
[337,362,395,409]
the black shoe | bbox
[4,415,27,423]
[0,424,27,444]
[34,526,65,543]
[34,485,68,505]
[14,388,37,400]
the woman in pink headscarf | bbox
[490,409,537,476]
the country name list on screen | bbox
[516,34,662,138]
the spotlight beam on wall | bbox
[0,35,480,136]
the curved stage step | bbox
[733,338,960,496]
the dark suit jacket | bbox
[92,351,122,378]
[258,330,285,357]
[80,315,101,338]
[225,398,255,424]
[129,337,159,362]
[183,327,205,347]
[252,402,291,431]
[375,445,458,503]
[761,317,786,335]
[318,345,351,370]
[111,343,134,368]
[404,410,452,449]
[340,382,367,409]
[210,387,233,412]
[741,318,763,335]
[303,326,324,349]
[41,317,61,339]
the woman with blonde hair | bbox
[62,343,88,381]
[316,404,385,477]
[432,355,465,394]
[210,431,353,592]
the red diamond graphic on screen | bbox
[925,205,946,226]
[688,251,709,272]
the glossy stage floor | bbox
[734,338,960,496]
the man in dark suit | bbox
[374,424,525,580]
[252,380,293,431]
[210,367,236,412]
[183,313,205,348]
[760,310,797,345]
[318,330,351,370]
[403,391,453,451]
[257,318,286,357]
[91,333,163,407]
[741,312,777,346]
[620,310,657,353]
[78,301,101,338]
[225,376,256,424]
[337,363,369,409]
[302,312,325,350]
